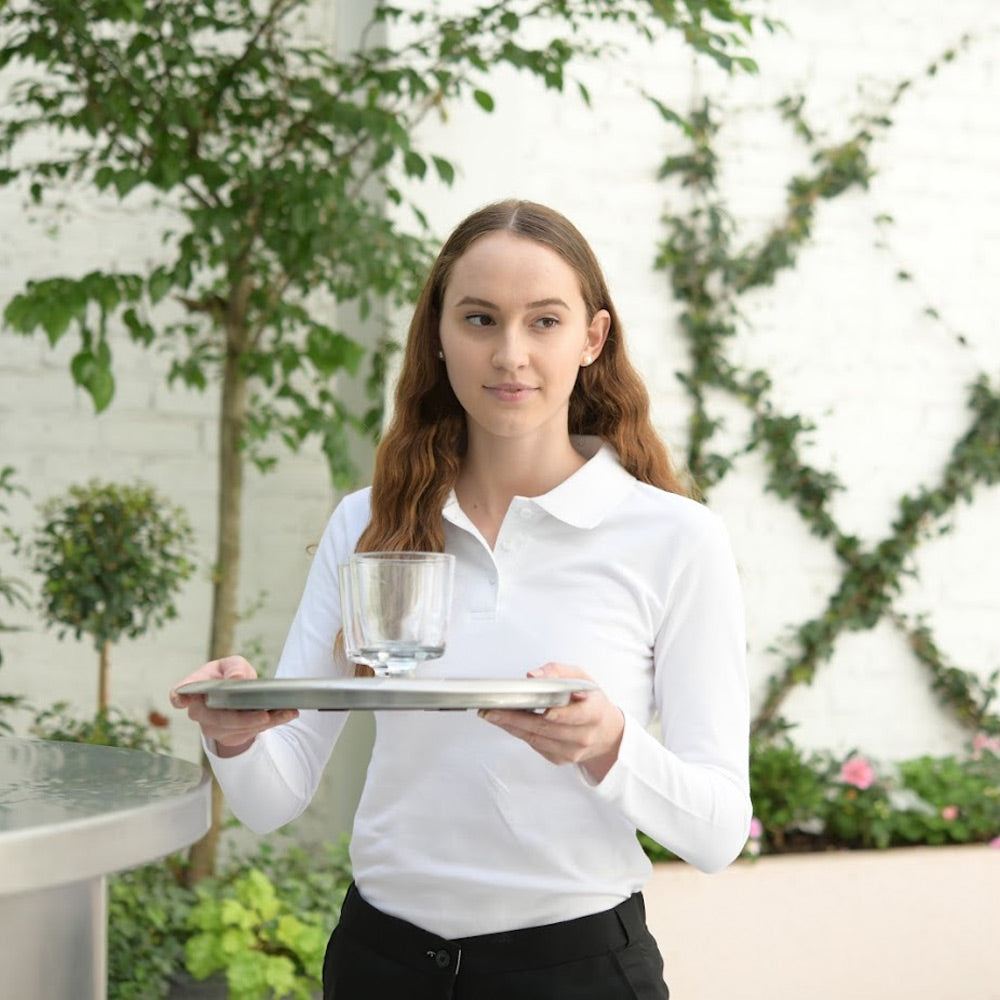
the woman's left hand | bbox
[479,662,624,783]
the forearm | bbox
[205,713,345,834]
[585,714,752,873]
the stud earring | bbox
[582,355,592,366]
[438,350,444,360]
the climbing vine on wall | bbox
[653,36,1000,740]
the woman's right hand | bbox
[169,655,298,758]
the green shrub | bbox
[894,749,1000,845]
[749,738,829,851]
[640,735,1000,860]
[0,465,28,729]
[108,860,194,1000]
[107,839,353,999]
[185,870,327,1000]
[30,701,170,753]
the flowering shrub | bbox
[746,735,1000,857]
[839,755,875,790]
[639,733,1000,862]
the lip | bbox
[485,383,537,402]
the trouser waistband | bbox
[338,884,649,976]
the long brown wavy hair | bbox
[356,199,686,554]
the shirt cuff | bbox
[202,731,264,767]
[575,710,640,796]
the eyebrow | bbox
[454,296,571,310]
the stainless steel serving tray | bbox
[176,677,596,712]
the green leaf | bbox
[88,361,115,412]
[123,307,155,346]
[647,95,692,134]
[147,267,171,304]
[403,150,426,178]
[42,305,76,344]
[305,327,363,376]
[94,165,115,192]
[431,155,455,185]
[70,349,98,387]
[112,169,143,198]
[473,89,495,112]
[185,933,220,979]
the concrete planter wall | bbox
[645,846,1000,1000]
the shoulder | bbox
[333,487,372,526]
[320,487,372,556]
[629,480,723,534]
[613,480,736,569]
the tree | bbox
[30,479,196,712]
[0,0,757,877]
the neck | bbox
[455,434,585,543]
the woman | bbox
[172,200,751,998]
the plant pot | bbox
[166,971,228,1000]
[644,845,1000,1000]
[164,971,323,1000]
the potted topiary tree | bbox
[29,479,196,740]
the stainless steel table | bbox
[0,737,212,1000]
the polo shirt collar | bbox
[442,436,636,531]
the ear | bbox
[581,309,611,365]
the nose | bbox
[491,326,529,371]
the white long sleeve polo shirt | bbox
[207,438,751,938]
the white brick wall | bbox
[391,0,1000,760]
[1,2,998,839]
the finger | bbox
[541,692,602,722]
[170,657,257,706]
[217,655,257,680]
[480,712,578,754]
[479,708,550,732]
[527,662,587,680]
[168,689,190,709]
[201,708,298,746]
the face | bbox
[438,231,610,449]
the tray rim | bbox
[175,676,596,711]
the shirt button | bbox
[434,949,451,969]
[488,574,498,585]
[518,507,534,519]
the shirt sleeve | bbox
[202,496,365,834]
[585,509,752,873]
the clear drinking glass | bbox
[346,552,455,676]
[337,561,363,670]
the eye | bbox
[534,315,560,330]
[465,313,494,327]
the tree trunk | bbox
[186,300,250,883]
[97,639,111,713]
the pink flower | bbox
[748,817,764,839]
[972,733,1000,760]
[744,839,761,856]
[989,837,1000,850]
[839,755,875,790]
[940,805,959,821]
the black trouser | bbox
[322,883,670,999]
